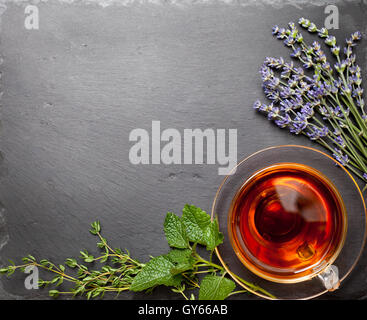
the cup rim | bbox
[211,144,367,300]
[227,162,348,284]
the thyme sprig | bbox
[0,205,275,300]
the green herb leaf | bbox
[182,205,223,250]
[198,275,236,300]
[65,258,77,268]
[0,268,8,274]
[130,255,182,292]
[166,249,195,275]
[203,218,224,251]
[90,221,101,235]
[49,289,59,298]
[164,212,189,249]
[182,204,211,245]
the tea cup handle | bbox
[317,265,340,291]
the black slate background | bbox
[0,0,366,300]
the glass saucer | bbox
[211,145,367,300]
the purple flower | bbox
[277,28,287,39]
[333,149,349,165]
[292,95,303,107]
[349,66,359,74]
[264,89,281,102]
[280,86,293,99]
[294,67,304,76]
[330,85,338,94]
[284,37,295,47]
[353,87,363,98]
[318,27,328,38]
[253,100,262,110]
[315,50,327,63]
[264,77,280,89]
[345,38,355,46]
[334,61,346,73]
[290,122,307,134]
[255,102,271,113]
[333,105,345,117]
[307,130,319,140]
[300,103,314,118]
[341,84,352,95]
[333,136,346,148]
[331,46,340,56]
[325,35,336,47]
[318,126,329,137]
[308,23,317,33]
[260,65,274,81]
[363,173,367,181]
[279,99,293,112]
[303,58,313,69]
[267,106,280,120]
[312,41,321,51]
[259,103,269,112]
[318,106,330,119]
[290,113,308,134]
[322,62,332,72]
[307,126,329,140]
[333,79,342,88]
[290,47,301,59]
[275,114,291,128]
[287,77,298,88]
[299,17,310,28]
[272,25,280,35]
[351,31,362,41]
[343,46,352,57]
[308,85,326,100]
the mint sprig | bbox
[0,204,275,300]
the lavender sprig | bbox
[255,19,367,189]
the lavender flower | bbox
[331,46,340,56]
[275,114,291,128]
[333,136,346,148]
[308,23,317,33]
[325,35,336,47]
[290,47,301,58]
[253,100,262,110]
[351,31,362,41]
[300,103,314,118]
[279,99,294,112]
[254,19,367,184]
[333,149,349,165]
[318,27,328,38]
[272,25,280,35]
[267,105,280,120]
[334,61,346,73]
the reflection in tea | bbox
[229,163,347,283]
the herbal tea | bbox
[228,163,347,283]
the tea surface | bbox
[229,164,346,282]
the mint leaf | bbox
[130,255,182,292]
[182,204,211,245]
[166,249,195,275]
[164,212,189,249]
[203,218,224,251]
[198,275,236,300]
[182,205,224,251]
